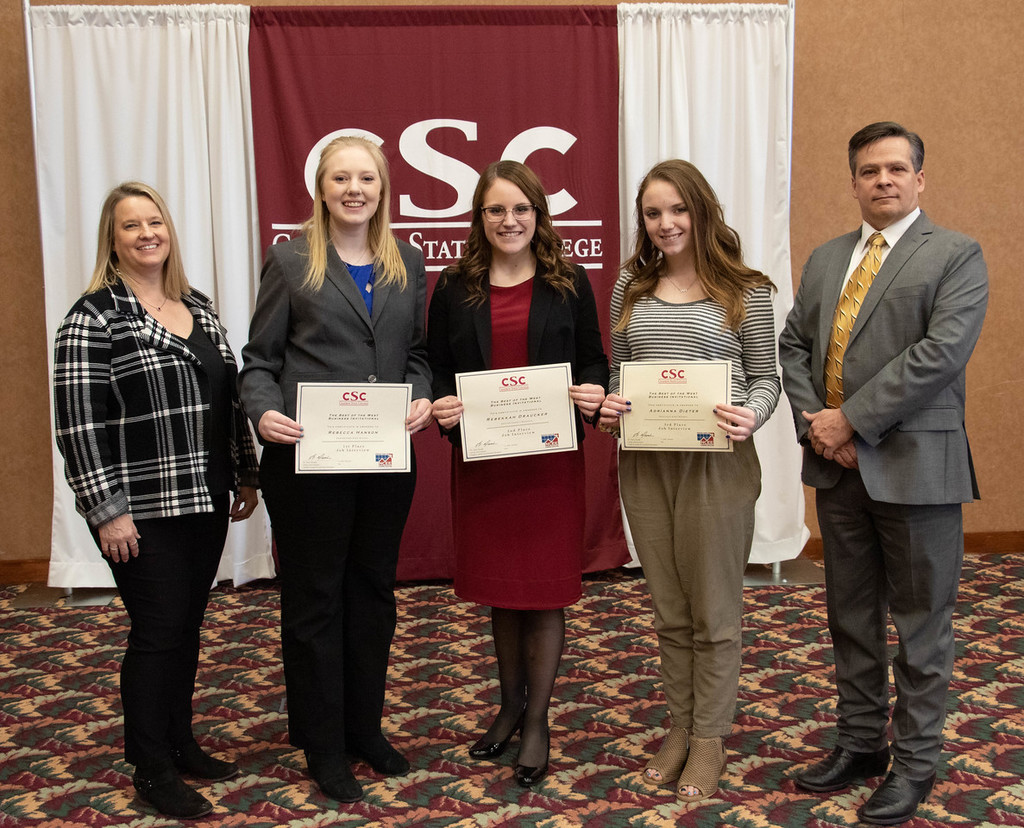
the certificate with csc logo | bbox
[619,361,733,452]
[456,363,577,462]
[294,382,412,473]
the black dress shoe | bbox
[171,742,240,781]
[513,726,549,788]
[514,761,548,787]
[305,751,364,803]
[794,746,890,792]
[133,768,213,819]
[858,771,935,825]
[469,710,525,760]
[346,733,410,775]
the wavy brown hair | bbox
[87,181,190,299]
[443,160,576,305]
[301,135,406,292]
[615,160,774,332]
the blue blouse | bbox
[346,262,375,315]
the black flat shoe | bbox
[346,733,410,775]
[133,769,213,819]
[514,761,548,787]
[305,751,364,803]
[794,746,890,792]
[857,771,935,825]
[171,742,240,781]
[469,710,525,760]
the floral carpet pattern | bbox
[1,554,1023,827]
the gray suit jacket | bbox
[778,212,988,505]
[239,236,432,437]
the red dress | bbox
[452,279,585,609]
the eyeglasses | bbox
[481,204,535,222]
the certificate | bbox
[456,363,577,462]
[294,382,412,473]
[619,360,732,452]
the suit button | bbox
[367,374,378,383]
[365,338,374,347]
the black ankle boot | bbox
[346,733,410,775]
[305,751,364,802]
[133,765,213,819]
[171,742,239,781]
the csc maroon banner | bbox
[249,5,626,579]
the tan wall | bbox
[2,0,1021,575]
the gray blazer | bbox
[239,236,432,437]
[778,212,988,505]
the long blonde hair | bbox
[87,182,190,299]
[616,160,773,332]
[300,136,406,292]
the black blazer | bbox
[427,263,609,444]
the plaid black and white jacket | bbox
[53,281,259,528]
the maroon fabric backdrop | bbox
[249,6,627,580]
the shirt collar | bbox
[860,207,921,252]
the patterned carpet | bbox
[2,554,1023,827]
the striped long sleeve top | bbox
[608,278,781,429]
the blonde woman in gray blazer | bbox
[240,136,432,805]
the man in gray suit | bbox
[779,121,988,825]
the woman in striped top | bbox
[599,160,780,802]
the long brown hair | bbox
[615,160,774,332]
[87,181,190,299]
[443,160,576,305]
[300,135,406,292]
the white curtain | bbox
[31,4,275,588]
[618,3,808,563]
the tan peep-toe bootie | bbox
[641,726,689,787]
[676,735,727,802]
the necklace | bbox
[668,275,699,295]
[117,269,168,311]
[137,294,168,312]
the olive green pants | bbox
[619,438,760,738]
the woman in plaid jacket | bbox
[53,182,260,820]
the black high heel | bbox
[514,760,548,787]
[468,710,525,760]
[514,729,549,787]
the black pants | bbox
[260,444,416,752]
[103,496,229,770]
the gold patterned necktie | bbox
[823,231,886,408]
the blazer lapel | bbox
[324,245,373,329]
[817,232,860,366]
[472,280,492,367]
[187,291,237,367]
[111,283,195,364]
[526,267,553,365]
[370,263,391,326]
[848,213,933,348]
